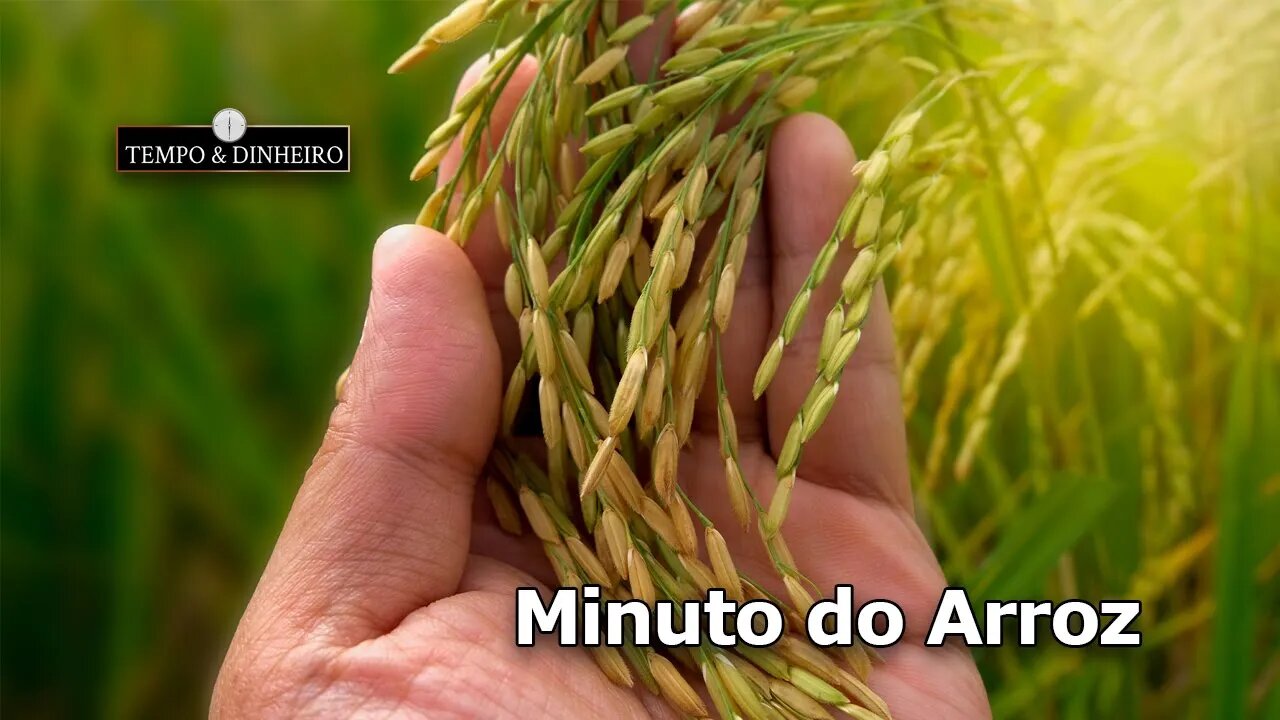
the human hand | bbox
[212,21,989,720]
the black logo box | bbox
[116,125,350,172]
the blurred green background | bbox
[1,2,478,716]
[2,1,1277,719]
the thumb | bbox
[243,224,501,646]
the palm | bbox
[318,434,981,720]
[454,410,984,720]
[304,567,672,718]
[313,425,984,719]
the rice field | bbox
[1,1,1277,718]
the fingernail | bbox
[372,225,422,277]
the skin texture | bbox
[212,13,991,719]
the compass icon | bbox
[212,108,247,143]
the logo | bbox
[117,109,350,173]
[212,108,247,143]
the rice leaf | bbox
[972,474,1117,601]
